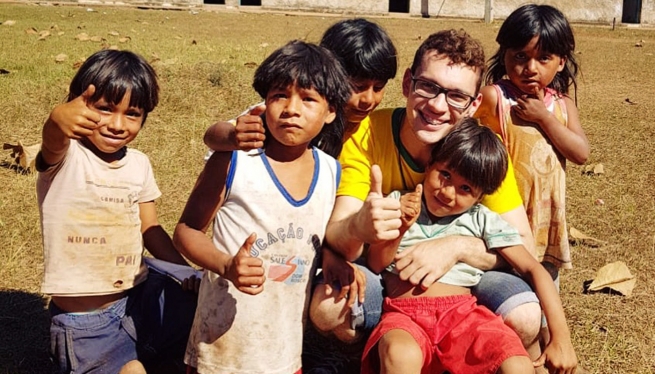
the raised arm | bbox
[203,104,266,152]
[325,165,402,261]
[367,185,422,274]
[41,85,100,166]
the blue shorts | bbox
[49,270,196,374]
[471,270,539,318]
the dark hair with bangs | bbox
[253,40,350,157]
[410,29,486,93]
[430,118,508,196]
[320,18,397,83]
[486,4,579,98]
[67,49,158,125]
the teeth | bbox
[420,111,441,126]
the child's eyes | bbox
[439,170,451,180]
[460,185,472,193]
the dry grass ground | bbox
[0,4,654,373]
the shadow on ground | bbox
[0,289,57,374]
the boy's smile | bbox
[423,162,483,219]
[85,91,144,162]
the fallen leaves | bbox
[585,261,636,296]
[55,53,68,63]
[569,226,606,247]
[582,163,604,175]
[3,141,40,172]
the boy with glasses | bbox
[312,29,546,365]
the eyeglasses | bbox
[411,76,475,110]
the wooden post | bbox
[484,0,493,23]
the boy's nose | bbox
[359,87,375,106]
[284,96,302,116]
[439,184,455,201]
[104,115,125,132]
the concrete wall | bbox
[65,0,655,25]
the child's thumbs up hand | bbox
[400,184,422,229]
[353,164,402,243]
[50,85,102,139]
[225,233,266,295]
[233,104,266,151]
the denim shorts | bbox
[49,269,197,374]
[471,270,539,318]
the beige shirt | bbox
[37,140,159,296]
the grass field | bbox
[1,3,654,373]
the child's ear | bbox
[557,56,567,72]
[324,105,337,124]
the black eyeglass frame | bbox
[410,76,476,110]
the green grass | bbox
[1,4,655,373]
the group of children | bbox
[37,4,588,374]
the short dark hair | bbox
[320,18,397,83]
[486,4,579,96]
[68,49,158,124]
[410,29,485,93]
[252,40,351,157]
[430,118,507,195]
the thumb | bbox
[532,352,546,368]
[369,164,383,198]
[239,233,257,257]
[249,104,266,117]
[80,84,96,103]
[533,86,544,101]
[414,183,423,196]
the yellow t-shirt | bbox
[337,107,522,214]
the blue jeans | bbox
[49,270,196,374]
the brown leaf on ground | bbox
[624,97,638,105]
[25,27,38,34]
[3,141,40,172]
[582,163,604,175]
[244,61,257,68]
[118,36,131,43]
[587,261,636,296]
[76,32,90,41]
[108,30,119,36]
[569,226,606,247]
[90,35,104,42]
[2,20,16,26]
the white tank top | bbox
[186,147,340,374]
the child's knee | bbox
[378,330,423,373]
[504,302,542,347]
[497,355,534,374]
[309,284,349,332]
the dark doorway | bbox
[389,0,409,13]
[622,0,642,23]
[241,0,261,5]
[205,0,225,4]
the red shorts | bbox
[361,295,529,374]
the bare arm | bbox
[203,104,266,152]
[473,85,503,135]
[139,201,190,266]
[500,244,577,372]
[173,151,234,275]
[499,205,536,258]
[173,151,265,294]
[41,85,100,166]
